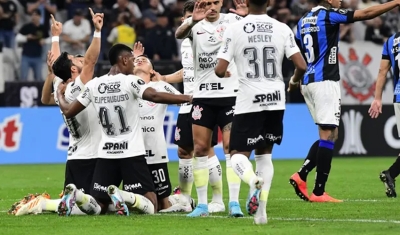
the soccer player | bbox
[290,0,400,202]
[161,0,227,213]
[368,33,400,198]
[215,0,306,224]
[175,0,247,217]
[56,44,192,216]
[130,55,195,212]
[9,10,104,216]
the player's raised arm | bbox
[158,69,183,83]
[57,81,92,118]
[50,14,62,58]
[80,8,104,84]
[175,1,211,39]
[41,51,57,105]
[369,39,391,119]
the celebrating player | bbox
[56,43,192,216]
[368,32,400,198]
[175,0,247,217]
[215,0,306,224]
[289,0,400,202]
[160,0,226,212]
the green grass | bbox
[0,158,399,235]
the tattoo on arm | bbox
[327,129,336,142]
[222,123,232,133]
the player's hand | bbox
[57,82,67,94]
[47,50,57,73]
[186,95,193,104]
[229,0,248,16]
[192,0,213,22]
[89,8,104,32]
[224,71,231,78]
[50,14,62,36]
[368,99,382,119]
[153,72,166,82]
[287,76,300,92]
[133,41,145,58]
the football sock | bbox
[119,190,155,214]
[70,205,87,215]
[298,140,319,181]
[231,153,257,186]
[75,190,101,215]
[388,156,400,179]
[178,158,194,199]
[42,199,61,212]
[255,154,274,217]
[208,155,223,204]
[225,154,241,203]
[313,140,334,196]
[193,156,209,205]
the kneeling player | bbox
[215,0,306,224]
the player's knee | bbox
[318,125,338,142]
[193,142,209,157]
[178,146,192,159]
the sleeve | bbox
[228,13,243,22]
[76,81,93,107]
[382,38,390,60]
[19,25,28,35]
[284,26,301,59]
[328,9,355,24]
[160,82,181,95]
[126,75,150,99]
[64,75,85,103]
[53,77,63,104]
[217,25,235,62]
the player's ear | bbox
[181,17,184,23]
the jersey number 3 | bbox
[303,34,315,63]
[99,105,131,136]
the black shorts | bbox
[174,112,219,148]
[90,156,155,204]
[229,110,284,152]
[147,163,172,199]
[191,97,235,130]
[64,159,97,194]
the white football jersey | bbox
[139,81,181,164]
[54,76,100,160]
[179,38,194,114]
[217,14,300,114]
[77,74,150,159]
[190,13,241,98]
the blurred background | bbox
[0,0,398,163]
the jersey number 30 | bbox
[244,47,276,79]
[303,34,315,63]
[99,105,131,136]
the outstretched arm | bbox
[353,1,400,21]
[142,87,191,104]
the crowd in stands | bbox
[0,0,399,81]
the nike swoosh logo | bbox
[197,32,206,35]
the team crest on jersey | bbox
[192,105,203,120]
[146,101,156,106]
[339,48,375,102]
[244,23,255,33]
[175,127,181,141]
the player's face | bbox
[133,57,153,74]
[67,54,83,75]
[205,0,222,21]
[181,11,193,22]
[329,0,342,8]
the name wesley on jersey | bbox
[94,94,129,104]
[198,51,218,70]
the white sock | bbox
[178,158,194,200]
[225,154,241,203]
[70,205,87,215]
[75,190,101,215]
[231,153,257,186]
[42,199,61,212]
[193,156,209,205]
[108,203,117,212]
[255,154,274,218]
[119,190,155,214]
[208,155,223,204]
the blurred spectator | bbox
[0,0,18,48]
[348,0,366,41]
[142,0,165,23]
[112,0,141,26]
[107,13,136,48]
[291,0,309,24]
[65,0,91,19]
[358,0,379,9]
[26,0,57,33]
[16,9,48,81]
[340,24,354,43]
[383,7,400,35]
[61,9,91,55]
[365,17,391,45]
[143,13,177,61]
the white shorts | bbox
[393,103,400,137]
[302,80,341,127]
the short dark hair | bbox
[182,0,195,16]
[52,52,72,82]
[108,44,133,66]
[249,0,269,6]
[31,9,41,16]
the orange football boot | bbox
[309,193,343,203]
[289,172,309,201]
